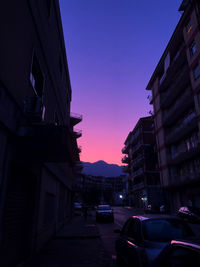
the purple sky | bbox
[59,0,182,165]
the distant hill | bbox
[82,160,124,177]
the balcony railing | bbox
[160,65,190,108]
[165,113,197,145]
[70,113,82,126]
[147,94,153,104]
[132,155,144,169]
[122,145,129,154]
[132,182,145,191]
[169,141,200,165]
[132,168,144,178]
[122,156,129,164]
[74,129,82,138]
[159,46,186,92]
[163,89,193,127]
[169,171,200,187]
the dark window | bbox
[121,219,131,236]
[189,41,197,57]
[185,20,192,34]
[30,53,44,98]
[128,219,141,241]
[193,64,200,80]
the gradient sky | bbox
[59,0,182,165]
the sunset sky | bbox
[59,0,182,165]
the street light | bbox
[119,194,123,199]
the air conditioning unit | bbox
[24,96,45,122]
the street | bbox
[23,206,200,267]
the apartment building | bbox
[146,0,200,212]
[122,117,161,209]
[0,1,81,266]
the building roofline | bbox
[146,2,193,91]
[54,0,72,100]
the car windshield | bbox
[97,206,111,210]
[142,219,194,242]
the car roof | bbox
[132,214,180,221]
[97,204,110,207]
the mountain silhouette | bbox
[82,160,124,177]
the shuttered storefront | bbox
[0,162,36,266]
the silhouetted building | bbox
[0,1,81,266]
[74,174,128,205]
[122,117,161,209]
[146,0,200,212]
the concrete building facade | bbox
[0,1,81,266]
[146,0,200,212]
[122,117,161,209]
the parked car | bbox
[96,205,114,222]
[145,204,160,214]
[177,206,200,223]
[151,238,200,267]
[74,202,82,215]
[115,214,194,267]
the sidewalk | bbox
[23,215,110,267]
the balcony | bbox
[132,182,145,191]
[132,168,144,178]
[168,171,200,189]
[122,145,129,154]
[16,124,80,163]
[70,113,82,126]
[147,94,153,105]
[131,155,144,169]
[160,65,190,109]
[73,129,82,138]
[165,114,198,145]
[169,142,200,165]
[163,90,193,127]
[122,156,129,164]
[159,47,187,92]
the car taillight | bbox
[140,249,148,267]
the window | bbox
[189,41,197,57]
[193,64,200,80]
[185,20,192,34]
[30,52,45,97]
